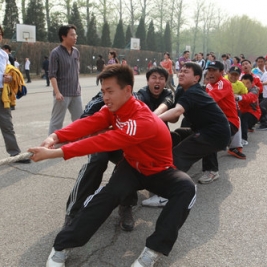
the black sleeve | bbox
[160,89,175,109]
[81,91,105,118]
[9,55,15,66]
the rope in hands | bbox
[0,152,33,166]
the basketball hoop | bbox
[16,24,36,43]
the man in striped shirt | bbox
[48,24,83,135]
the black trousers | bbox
[45,71,50,86]
[66,150,137,218]
[172,128,224,172]
[25,69,31,82]
[240,112,258,140]
[54,159,196,256]
[259,98,267,125]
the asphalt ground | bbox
[0,74,267,267]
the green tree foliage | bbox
[87,13,100,46]
[24,0,47,41]
[101,21,112,47]
[3,0,20,39]
[154,31,164,52]
[113,19,125,48]
[146,20,156,52]
[135,17,146,50]
[48,12,65,43]
[164,22,172,53]
[69,2,86,45]
[125,25,132,48]
[212,15,267,58]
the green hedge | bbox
[4,39,162,75]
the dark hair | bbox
[109,50,119,63]
[241,74,254,83]
[98,55,102,58]
[234,56,240,63]
[221,54,227,58]
[241,59,251,65]
[164,52,170,58]
[98,64,134,89]
[256,56,265,62]
[183,62,203,82]
[2,44,11,52]
[183,50,189,55]
[0,25,3,36]
[146,66,168,81]
[58,24,77,42]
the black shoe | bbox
[227,148,246,159]
[11,154,31,164]
[11,106,15,110]
[118,205,134,231]
[257,124,267,130]
[15,159,31,164]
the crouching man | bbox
[28,64,196,267]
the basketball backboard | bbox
[16,24,36,42]
[130,38,140,50]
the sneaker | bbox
[131,247,161,267]
[241,139,248,146]
[257,124,267,130]
[228,148,246,159]
[46,247,68,267]
[198,171,219,184]
[118,205,134,231]
[141,195,168,207]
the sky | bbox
[217,0,267,26]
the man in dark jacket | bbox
[42,56,50,86]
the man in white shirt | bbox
[25,57,31,83]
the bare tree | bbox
[173,0,186,55]
[152,0,165,34]
[191,0,205,56]
[200,3,216,55]
[123,0,139,37]
[21,0,26,22]
[44,0,51,34]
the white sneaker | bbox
[141,195,168,207]
[241,139,248,146]
[131,247,161,267]
[46,247,68,267]
[198,171,219,184]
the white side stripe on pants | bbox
[188,185,197,209]
[83,186,104,207]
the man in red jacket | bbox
[28,64,196,267]
[237,74,261,145]
[240,59,263,101]
[200,61,242,183]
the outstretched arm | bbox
[28,147,64,162]
[159,103,185,123]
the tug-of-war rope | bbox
[0,152,33,166]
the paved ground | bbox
[0,74,267,267]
